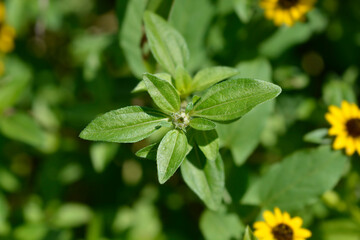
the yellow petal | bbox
[350,103,360,118]
[329,105,345,121]
[261,0,277,9]
[275,10,286,26]
[254,228,272,238]
[290,7,302,20]
[325,113,344,126]
[274,207,283,223]
[263,210,278,227]
[290,217,303,228]
[355,139,360,155]
[333,134,347,150]
[345,137,356,156]
[295,228,312,238]
[341,101,353,119]
[328,125,345,136]
[254,221,271,231]
[263,237,274,240]
[282,12,294,26]
[265,9,277,19]
[282,211,291,224]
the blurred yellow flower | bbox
[0,24,15,53]
[253,207,311,240]
[260,0,316,26]
[0,2,5,23]
[326,101,360,156]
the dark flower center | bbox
[278,0,299,9]
[272,224,294,240]
[346,118,360,137]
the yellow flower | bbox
[0,2,5,23]
[0,24,16,53]
[260,0,316,26]
[326,100,360,156]
[253,207,311,240]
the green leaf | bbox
[260,9,327,58]
[190,118,216,131]
[0,58,31,114]
[71,33,112,81]
[218,58,274,165]
[119,0,148,78]
[13,224,48,240]
[323,79,356,106]
[0,193,9,222]
[168,0,214,71]
[242,146,348,211]
[192,66,239,92]
[135,143,159,160]
[243,226,258,240]
[319,219,360,240]
[234,0,255,23]
[132,73,172,93]
[192,78,281,122]
[86,214,103,240]
[143,11,190,76]
[80,106,169,143]
[185,102,194,113]
[0,78,29,114]
[143,73,181,113]
[0,112,45,148]
[174,66,192,95]
[303,128,331,145]
[52,203,93,228]
[193,129,219,161]
[0,168,21,192]
[157,129,188,184]
[219,102,273,166]
[90,143,118,173]
[181,149,224,210]
[200,210,244,240]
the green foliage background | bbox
[0,0,360,239]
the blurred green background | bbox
[0,0,360,239]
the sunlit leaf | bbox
[192,78,281,122]
[174,66,192,95]
[189,118,216,131]
[192,66,238,92]
[157,129,188,184]
[143,11,190,76]
[143,73,181,113]
[80,106,169,143]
